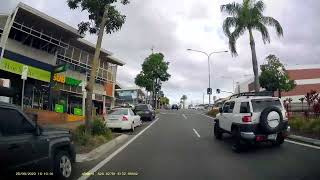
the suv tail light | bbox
[242,116,252,122]
[122,115,129,121]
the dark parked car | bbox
[134,104,155,121]
[172,104,179,110]
[0,102,75,179]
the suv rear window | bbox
[251,99,282,112]
[240,102,250,113]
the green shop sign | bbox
[74,108,83,116]
[0,58,51,82]
[55,104,64,113]
[53,74,82,86]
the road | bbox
[76,109,320,180]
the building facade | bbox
[236,64,320,103]
[0,3,125,115]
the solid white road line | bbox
[285,139,320,150]
[182,114,187,119]
[78,118,160,180]
[193,128,201,138]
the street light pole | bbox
[187,49,228,107]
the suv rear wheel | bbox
[272,133,285,146]
[214,122,223,140]
[54,151,72,179]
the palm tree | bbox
[221,0,283,92]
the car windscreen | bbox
[109,109,128,115]
[135,105,148,111]
[251,99,282,112]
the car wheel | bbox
[54,151,72,179]
[214,122,223,140]
[231,128,246,153]
[272,133,285,146]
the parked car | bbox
[214,92,290,152]
[0,102,75,179]
[171,104,179,110]
[133,104,155,121]
[105,108,142,131]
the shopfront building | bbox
[0,2,125,116]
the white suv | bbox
[214,92,290,152]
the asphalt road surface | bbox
[76,109,320,180]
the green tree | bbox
[181,95,187,109]
[160,97,170,107]
[67,0,130,131]
[135,53,171,107]
[221,0,283,92]
[259,55,295,97]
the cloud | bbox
[2,0,320,105]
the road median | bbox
[287,134,320,147]
[76,134,129,162]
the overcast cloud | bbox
[1,0,320,104]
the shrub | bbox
[75,124,86,134]
[207,109,219,117]
[91,118,107,136]
[103,128,113,140]
[73,131,91,146]
[289,118,304,130]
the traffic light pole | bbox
[207,55,211,107]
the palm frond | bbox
[261,16,284,37]
[254,0,265,12]
[222,17,238,36]
[253,23,270,44]
[221,2,242,16]
[228,26,246,56]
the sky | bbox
[1,0,320,105]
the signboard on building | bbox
[53,74,82,86]
[74,108,82,116]
[54,64,69,73]
[55,104,64,113]
[0,58,51,82]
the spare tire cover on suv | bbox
[259,106,283,134]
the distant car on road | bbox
[133,104,155,121]
[172,104,179,110]
[105,108,142,131]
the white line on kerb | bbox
[182,114,187,119]
[193,128,201,138]
[78,118,160,180]
[285,140,320,150]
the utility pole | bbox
[203,92,204,104]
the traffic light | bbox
[207,88,212,95]
[216,89,221,94]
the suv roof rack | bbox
[229,91,274,99]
